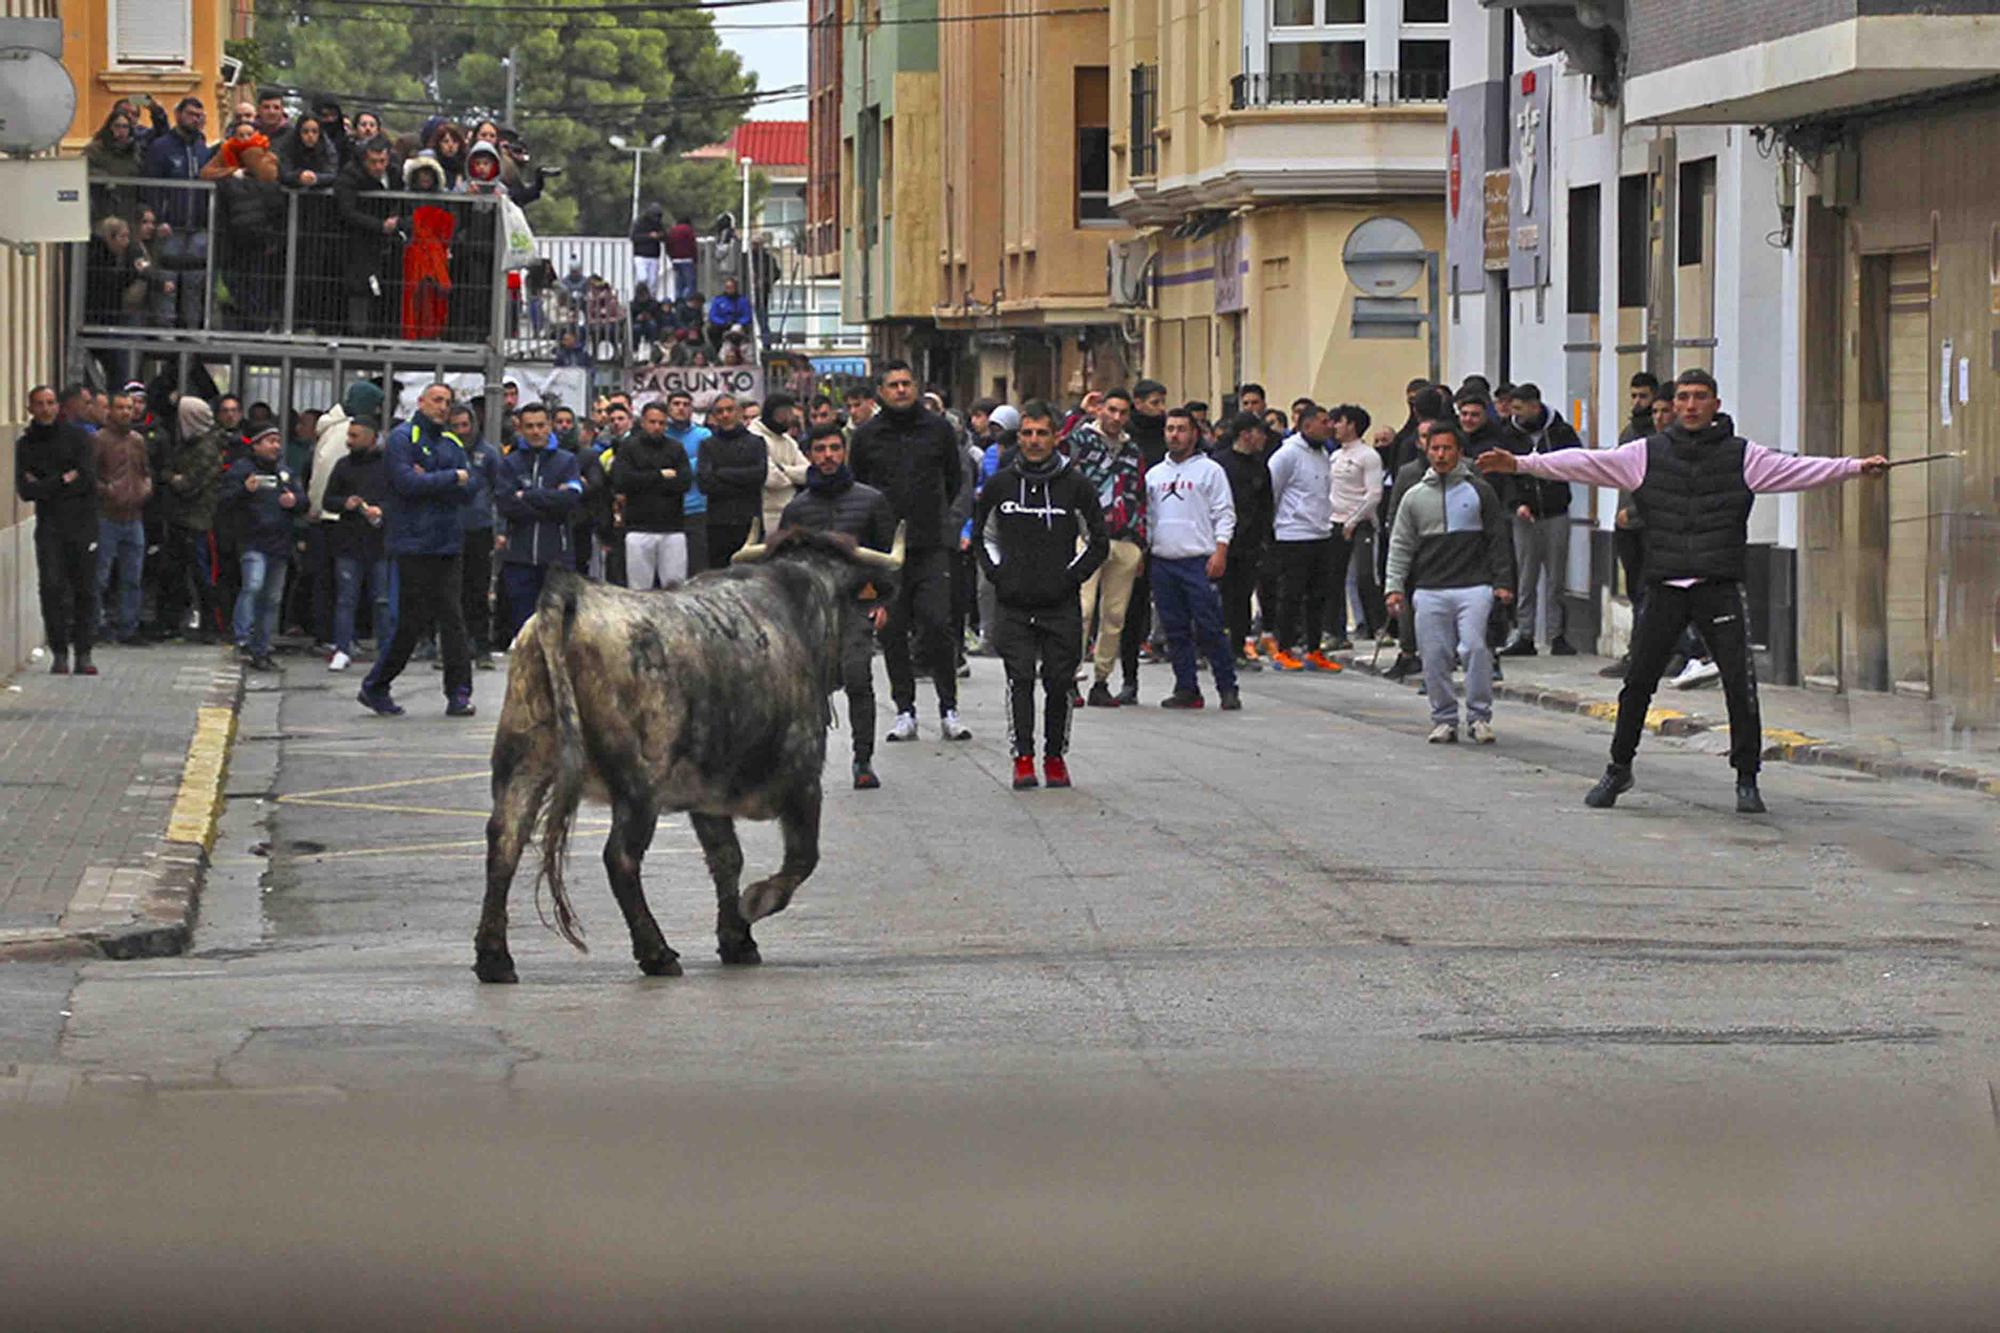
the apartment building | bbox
[1109,0,1449,430]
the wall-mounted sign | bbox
[1508,64,1553,290]
[1483,171,1512,273]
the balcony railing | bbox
[1229,68,1449,110]
[1129,64,1159,178]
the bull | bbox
[475,524,905,983]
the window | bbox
[1402,0,1447,20]
[1076,67,1114,226]
[1129,64,1158,177]
[1677,157,1716,267]
[1272,0,1363,22]
[112,0,193,68]
[1616,172,1648,308]
[1568,184,1601,315]
[1397,39,1448,99]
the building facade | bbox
[1109,0,1449,429]
[931,0,1136,404]
[1467,0,2000,726]
[59,0,234,151]
[1447,1,1795,669]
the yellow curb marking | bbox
[1579,700,1685,732]
[166,706,238,852]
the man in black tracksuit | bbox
[15,386,101,674]
[694,393,767,567]
[1211,411,1273,666]
[1116,379,1169,699]
[780,422,900,790]
[974,401,1108,790]
[851,359,970,741]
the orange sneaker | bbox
[1304,651,1344,673]
[1272,650,1305,672]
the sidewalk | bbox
[1336,637,2000,799]
[0,642,243,960]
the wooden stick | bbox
[1883,452,1965,468]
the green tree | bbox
[252,0,760,234]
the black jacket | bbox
[1504,407,1580,518]
[1461,417,1514,509]
[1127,410,1167,471]
[14,419,98,535]
[974,453,1108,609]
[779,470,899,602]
[219,173,286,254]
[851,403,963,551]
[333,159,396,297]
[320,446,390,561]
[220,455,306,556]
[1212,444,1274,551]
[610,430,692,533]
[696,424,768,525]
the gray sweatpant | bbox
[1511,513,1570,644]
[1415,585,1495,727]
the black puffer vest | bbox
[1632,426,1752,582]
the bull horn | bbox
[852,522,906,573]
[731,539,771,565]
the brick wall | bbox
[1627,0,2000,78]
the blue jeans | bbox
[95,517,146,639]
[234,549,288,656]
[1150,554,1238,695]
[671,258,696,300]
[333,555,395,654]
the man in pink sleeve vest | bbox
[1478,368,1887,814]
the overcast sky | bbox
[722,0,808,116]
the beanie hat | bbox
[341,379,386,422]
[989,404,1021,434]
[250,423,282,444]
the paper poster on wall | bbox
[1940,339,1954,427]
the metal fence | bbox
[1229,68,1449,109]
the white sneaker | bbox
[1427,723,1458,744]
[886,711,919,743]
[328,650,351,672]
[940,709,972,741]
[1672,658,1721,689]
[1468,720,1496,745]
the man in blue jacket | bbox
[140,96,214,328]
[494,402,582,647]
[448,402,506,668]
[663,389,711,573]
[360,383,476,717]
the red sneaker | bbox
[1012,755,1038,790]
[1043,756,1071,788]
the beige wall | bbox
[1146,200,1445,430]
[61,0,232,149]
[938,0,1002,312]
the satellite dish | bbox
[1342,216,1427,298]
[0,48,77,155]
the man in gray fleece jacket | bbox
[1384,419,1515,744]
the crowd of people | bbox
[14,355,1887,811]
[82,89,563,357]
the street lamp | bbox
[607,133,668,227]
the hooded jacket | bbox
[161,400,223,532]
[850,401,964,551]
[383,411,472,557]
[695,423,768,525]
[1068,424,1148,546]
[309,381,388,524]
[15,418,99,536]
[752,416,811,538]
[93,424,154,523]
[1213,443,1273,553]
[665,418,710,516]
[1267,432,1335,541]
[220,450,306,556]
[1504,406,1580,518]
[1385,461,1513,596]
[610,429,693,532]
[974,452,1108,609]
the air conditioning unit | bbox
[1107,237,1153,310]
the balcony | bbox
[1229,68,1449,109]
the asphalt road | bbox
[4,646,1990,1106]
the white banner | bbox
[392,367,590,420]
[629,364,765,412]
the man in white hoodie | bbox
[751,391,810,538]
[1264,403,1342,672]
[1145,407,1240,711]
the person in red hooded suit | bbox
[401,152,454,341]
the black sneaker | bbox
[1115,682,1139,707]
[1219,688,1242,711]
[1585,764,1635,809]
[357,685,405,717]
[1159,689,1205,710]
[1383,653,1418,681]
[1086,682,1121,708]
[1550,636,1577,656]
[248,654,278,672]
[1497,637,1537,658]
[1597,655,1630,679]
[852,759,881,790]
[48,652,69,675]
[1735,780,1767,815]
[446,693,477,718]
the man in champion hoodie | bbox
[974,401,1108,789]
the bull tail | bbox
[531,571,590,952]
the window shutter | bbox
[114,0,193,68]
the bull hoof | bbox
[718,938,762,966]
[473,951,518,984]
[741,880,789,922]
[637,950,684,978]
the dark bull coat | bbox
[475,526,903,982]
